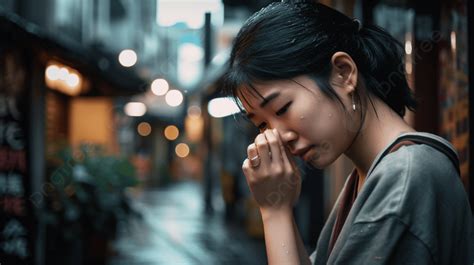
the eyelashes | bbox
[257,101,292,130]
[276,101,292,116]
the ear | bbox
[329,52,358,96]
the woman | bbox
[221,0,473,264]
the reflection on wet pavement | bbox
[108,181,267,265]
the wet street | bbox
[108,181,268,265]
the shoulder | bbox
[356,141,466,222]
[364,141,458,194]
[353,142,473,265]
[382,142,458,188]
[374,132,459,180]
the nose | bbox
[280,131,298,144]
[271,124,298,148]
[267,119,298,147]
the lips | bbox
[302,148,314,162]
[292,145,314,160]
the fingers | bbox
[274,130,301,187]
[246,143,260,168]
[247,143,258,159]
[242,158,251,175]
[263,129,281,164]
[255,133,271,166]
[273,129,293,170]
[246,130,292,172]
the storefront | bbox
[0,10,145,264]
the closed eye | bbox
[276,101,292,116]
[256,102,292,130]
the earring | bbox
[352,93,356,111]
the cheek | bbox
[294,96,355,158]
[309,109,355,166]
[310,106,346,143]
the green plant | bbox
[42,144,141,241]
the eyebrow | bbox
[244,92,281,120]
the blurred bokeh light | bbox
[164,125,179,140]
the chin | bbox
[308,162,326,169]
[307,153,338,169]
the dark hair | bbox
[223,0,416,118]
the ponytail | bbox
[354,24,417,116]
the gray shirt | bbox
[310,132,473,265]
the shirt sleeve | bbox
[332,216,434,265]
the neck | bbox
[344,98,416,192]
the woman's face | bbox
[238,75,359,169]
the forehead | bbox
[237,79,294,109]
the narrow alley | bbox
[108,181,267,265]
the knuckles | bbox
[247,143,257,152]
[272,165,283,175]
[255,133,268,143]
[267,138,278,145]
[254,138,267,147]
